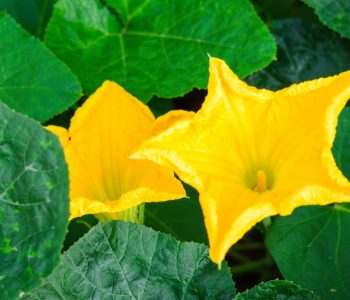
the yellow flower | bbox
[133,58,350,263]
[47,81,185,221]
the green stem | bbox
[262,217,272,230]
[76,219,93,229]
[36,0,50,38]
[95,204,145,224]
[122,204,145,223]
[232,242,265,251]
[228,251,251,263]
[231,256,274,276]
[138,203,145,224]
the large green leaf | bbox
[301,0,350,38]
[44,0,276,101]
[145,185,208,244]
[0,0,56,37]
[24,221,235,299]
[333,107,350,180]
[246,19,350,90]
[234,280,319,300]
[266,205,350,300]
[0,14,81,122]
[0,101,69,299]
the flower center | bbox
[252,170,268,193]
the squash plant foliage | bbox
[1,0,350,299]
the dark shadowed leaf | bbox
[0,0,56,37]
[301,0,350,38]
[145,184,208,244]
[246,19,350,90]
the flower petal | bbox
[67,81,155,201]
[49,81,185,219]
[46,125,69,148]
[267,71,350,186]
[136,58,350,263]
[201,180,277,263]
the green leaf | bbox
[266,205,350,300]
[246,19,350,90]
[333,107,350,179]
[24,221,235,299]
[145,184,208,244]
[0,0,56,37]
[0,101,69,298]
[301,0,350,38]
[0,14,81,122]
[44,0,276,102]
[234,280,319,300]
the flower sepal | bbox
[95,204,145,224]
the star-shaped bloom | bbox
[47,81,185,221]
[133,58,350,263]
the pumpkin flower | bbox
[133,58,350,263]
[47,81,185,221]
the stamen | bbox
[255,170,267,193]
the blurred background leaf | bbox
[0,101,69,298]
[44,0,276,101]
[246,18,350,90]
[0,14,81,122]
[301,0,350,38]
[145,184,208,244]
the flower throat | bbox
[252,170,268,193]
